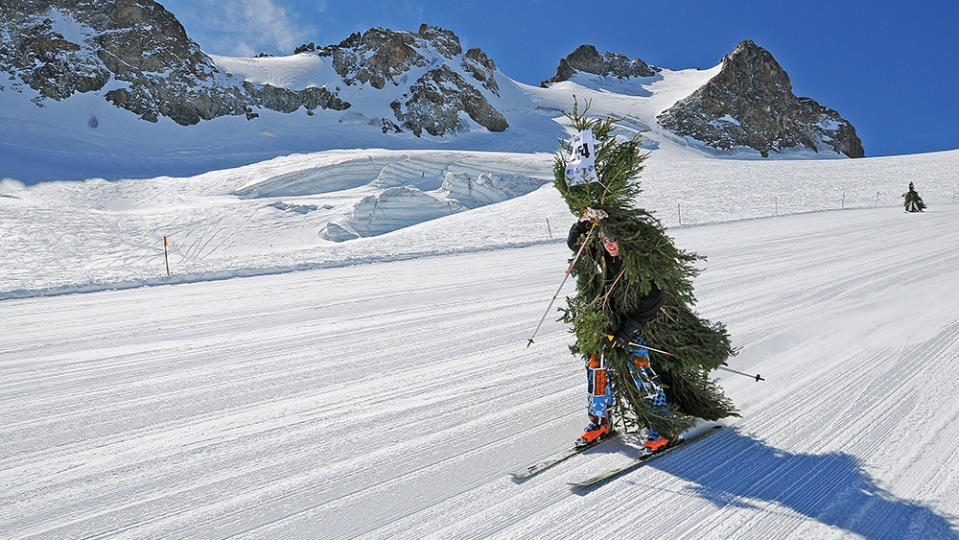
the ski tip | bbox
[568,425,725,492]
[508,465,540,481]
[568,478,603,493]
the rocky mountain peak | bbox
[1,0,212,101]
[5,1,204,79]
[416,24,462,58]
[657,39,864,157]
[3,7,863,157]
[308,24,507,136]
[317,24,463,90]
[390,64,508,137]
[2,2,509,138]
[546,44,657,84]
[715,39,793,99]
[462,47,499,95]
[0,0,350,125]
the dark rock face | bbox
[0,1,112,100]
[0,0,351,125]
[244,83,350,115]
[321,24,463,90]
[548,44,657,83]
[327,29,428,90]
[462,47,499,96]
[657,40,864,157]
[2,3,508,136]
[415,24,462,58]
[390,65,508,137]
[316,24,508,137]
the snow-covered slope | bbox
[2,148,956,299]
[2,200,958,538]
[2,49,958,533]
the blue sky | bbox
[160,0,958,157]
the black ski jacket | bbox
[567,221,665,327]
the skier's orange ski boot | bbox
[576,417,612,448]
[644,433,671,452]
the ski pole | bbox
[717,365,765,382]
[527,223,596,347]
[602,334,675,357]
[605,334,765,382]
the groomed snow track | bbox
[2,206,959,538]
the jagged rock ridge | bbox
[313,24,508,136]
[319,25,463,89]
[2,4,861,156]
[0,0,351,125]
[0,3,506,135]
[546,44,657,84]
[390,64,508,137]
[657,40,864,157]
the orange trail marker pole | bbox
[164,236,170,276]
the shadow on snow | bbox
[625,428,957,539]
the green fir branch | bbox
[554,99,739,432]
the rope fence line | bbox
[142,186,954,278]
[666,186,953,226]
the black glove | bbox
[566,220,592,251]
[612,319,645,348]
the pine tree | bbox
[554,100,738,436]
[903,182,926,212]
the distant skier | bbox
[902,182,926,212]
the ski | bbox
[568,425,723,491]
[509,431,620,481]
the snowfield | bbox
[2,148,957,299]
[2,145,959,537]
[2,203,958,538]
[3,40,959,538]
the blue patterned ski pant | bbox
[586,337,671,434]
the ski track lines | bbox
[0,249,577,538]
[2,210,959,538]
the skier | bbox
[551,102,736,461]
[567,216,670,451]
[902,182,926,212]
